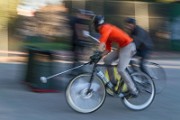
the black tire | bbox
[66,73,106,113]
[122,72,156,111]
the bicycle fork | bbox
[86,64,98,94]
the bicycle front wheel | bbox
[66,73,106,113]
[122,72,155,111]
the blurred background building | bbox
[65,0,180,51]
[1,0,180,57]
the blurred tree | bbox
[16,3,71,42]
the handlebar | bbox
[89,51,103,64]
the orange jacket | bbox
[99,24,133,51]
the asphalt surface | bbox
[0,58,180,120]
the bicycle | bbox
[105,59,166,96]
[65,51,156,113]
[82,30,166,95]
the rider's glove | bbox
[90,51,103,64]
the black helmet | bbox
[93,15,105,32]
[125,17,136,24]
[93,15,105,27]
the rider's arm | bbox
[98,25,112,56]
[133,26,153,50]
[99,25,111,44]
[132,30,144,49]
[98,42,111,56]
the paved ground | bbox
[0,55,180,120]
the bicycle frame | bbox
[87,62,128,97]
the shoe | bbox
[120,91,138,99]
[118,93,125,98]
[118,91,130,98]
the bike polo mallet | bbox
[82,30,100,43]
[82,30,117,51]
[40,63,88,83]
[40,31,99,83]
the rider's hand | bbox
[98,43,105,52]
[90,51,103,64]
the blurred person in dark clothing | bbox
[68,9,95,74]
[124,17,154,73]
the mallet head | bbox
[40,77,47,83]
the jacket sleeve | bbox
[133,31,143,49]
[99,25,112,44]
[99,25,112,51]
[106,40,111,52]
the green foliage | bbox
[23,42,72,51]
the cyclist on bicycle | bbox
[124,17,154,74]
[93,15,138,96]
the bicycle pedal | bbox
[119,91,132,98]
[117,93,125,98]
[114,92,129,98]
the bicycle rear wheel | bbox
[66,73,106,113]
[144,62,166,94]
[122,72,155,111]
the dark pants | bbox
[136,49,151,74]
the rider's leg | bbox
[139,49,150,74]
[104,50,119,85]
[117,43,138,95]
